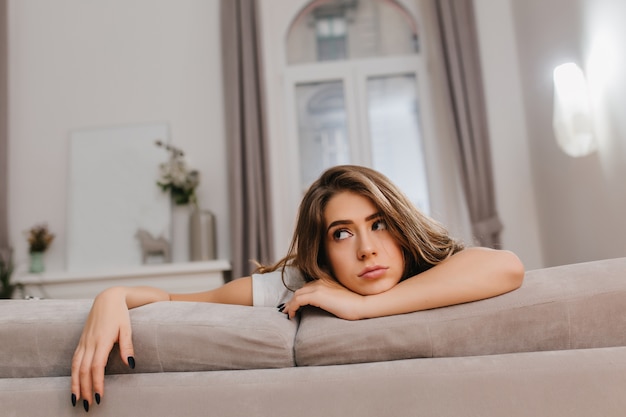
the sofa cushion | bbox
[4,347,626,417]
[294,257,626,366]
[0,300,297,378]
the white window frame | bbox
[284,55,437,210]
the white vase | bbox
[171,205,191,263]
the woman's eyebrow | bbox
[326,212,383,232]
[326,219,352,232]
[365,212,383,221]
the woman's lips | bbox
[358,265,388,280]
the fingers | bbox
[281,285,318,319]
[72,338,135,410]
[70,341,105,410]
[70,345,84,407]
[280,280,363,320]
[118,319,136,369]
[70,319,135,410]
[278,302,298,319]
[71,340,96,409]
[78,347,95,410]
[90,343,111,406]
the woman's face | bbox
[323,191,404,295]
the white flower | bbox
[155,140,200,205]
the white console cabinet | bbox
[13,259,231,299]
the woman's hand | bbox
[70,287,136,411]
[281,279,366,321]
[280,247,524,321]
[69,280,252,410]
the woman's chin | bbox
[351,279,397,296]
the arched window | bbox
[286,0,418,64]
[284,0,431,212]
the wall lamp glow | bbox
[552,62,597,157]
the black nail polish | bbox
[278,305,285,312]
[71,393,77,407]
[128,356,136,369]
[277,303,284,310]
[83,400,89,412]
[95,393,101,405]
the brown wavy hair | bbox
[256,165,464,285]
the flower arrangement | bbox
[26,223,55,253]
[155,140,200,206]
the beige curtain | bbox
[221,0,274,279]
[433,0,503,248]
[0,0,9,257]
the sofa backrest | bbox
[2,257,626,378]
[294,257,626,366]
[0,299,298,378]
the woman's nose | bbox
[357,234,377,259]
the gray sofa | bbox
[2,257,626,416]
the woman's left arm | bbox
[357,247,524,319]
[284,247,524,320]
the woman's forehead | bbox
[324,192,378,225]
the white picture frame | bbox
[67,123,171,272]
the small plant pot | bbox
[29,251,45,273]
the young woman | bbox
[71,165,524,411]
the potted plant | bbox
[0,248,16,299]
[155,140,210,263]
[26,223,55,273]
[155,140,200,206]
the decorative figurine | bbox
[135,229,171,263]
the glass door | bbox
[356,59,431,213]
[294,80,351,192]
[286,57,430,213]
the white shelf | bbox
[14,259,231,299]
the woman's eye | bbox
[332,229,352,240]
[372,219,387,231]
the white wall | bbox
[12,0,620,276]
[511,0,626,267]
[8,0,229,272]
[475,0,626,268]
[473,0,544,270]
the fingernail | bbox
[71,393,77,407]
[278,305,285,312]
[83,400,89,412]
[128,356,136,369]
[95,393,101,405]
[277,303,284,310]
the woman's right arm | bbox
[71,277,253,411]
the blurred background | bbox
[2,0,625,280]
